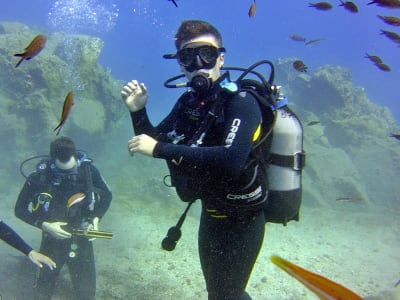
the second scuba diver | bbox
[15,136,112,300]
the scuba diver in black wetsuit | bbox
[15,136,112,300]
[0,219,56,269]
[121,20,268,300]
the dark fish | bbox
[14,34,47,68]
[293,60,308,72]
[305,38,325,45]
[290,34,307,42]
[377,15,400,26]
[308,2,333,10]
[380,29,400,44]
[365,53,383,64]
[168,0,178,7]
[307,121,321,126]
[395,279,400,287]
[336,196,364,202]
[54,92,74,135]
[249,0,257,18]
[367,0,400,8]
[374,62,391,72]
[390,133,400,140]
[339,1,359,13]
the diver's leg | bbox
[68,239,96,300]
[199,209,265,300]
[34,237,65,300]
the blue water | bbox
[1,0,399,122]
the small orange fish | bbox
[290,34,307,42]
[307,121,321,126]
[380,29,400,44]
[377,15,400,26]
[308,2,333,10]
[336,196,364,202]
[293,60,308,72]
[305,38,325,45]
[67,193,86,208]
[54,92,74,135]
[368,0,400,8]
[365,53,383,64]
[339,1,359,13]
[271,255,364,300]
[14,34,47,68]
[248,0,257,18]
[374,62,391,72]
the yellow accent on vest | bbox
[253,124,261,142]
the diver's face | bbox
[178,34,225,82]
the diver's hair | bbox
[50,136,77,162]
[175,20,223,49]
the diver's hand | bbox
[42,222,72,239]
[121,80,148,112]
[87,217,99,242]
[28,250,56,270]
[128,134,158,157]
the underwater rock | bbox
[53,33,104,65]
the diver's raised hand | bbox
[121,80,148,112]
[42,222,72,239]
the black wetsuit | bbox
[131,76,268,300]
[15,155,112,300]
[0,220,32,255]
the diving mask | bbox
[176,45,225,72]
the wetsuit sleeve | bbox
[130,97,182,139]
[0,220,33,255]
[153,92,261,177]
[15,176,43,228]
[90,165,112,220]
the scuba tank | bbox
[266,103,305,224]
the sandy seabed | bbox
[1,188,399,300]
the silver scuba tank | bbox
[266,104,305,224]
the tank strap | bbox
[269,151,306,171]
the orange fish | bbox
[14,34,47,68]
[308,2,333,10]
[54,92,74,135]
[377,15,400,26]
[305,38,325,45]
[339,1,359,13]
[271,255,364,300]
[380,29,400,45]
[67,193,86,208]
[374,62,391,72]
[290,34,307,42]
[368,0,400,8]
[365,53,383,64]
[293,60,308,72]
[248,0,257,18]
[336,196,364,202]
